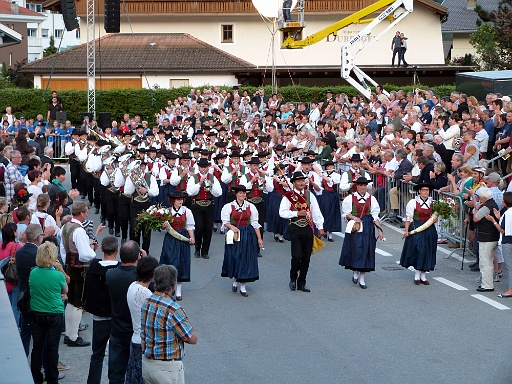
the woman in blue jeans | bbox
[486,192,512,298]
[29,242,68,384]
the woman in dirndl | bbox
[266,164,291,243]
[160,190,195,301]
[339,177,383,289]
[221,185,263,297]
[317,160,342,242]
[212,153,228,234]
[400,182,438,285]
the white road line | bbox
[433,277,468,291]
[471,294,510,310]
[333,232,393,256]
[437,247,472,264]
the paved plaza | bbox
[54,195,511,384]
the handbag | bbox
[1,243,18,284]
[17,289,31,317]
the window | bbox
[27,3,42,12]
[41,29,49,38]
[27,28,37,37]
[54,29,64,38]
[221,24,233,43]
[169,79,189,88]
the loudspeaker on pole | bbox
[97,112,112,129]
[61,0,79,31]
[104,0,120,33]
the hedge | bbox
[0,84,456,125]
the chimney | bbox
[10,2,19,14]
[467,0,477,10]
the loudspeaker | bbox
[61,0,79,31]
[104,0,120,33]
[56,111,67,125]
[97,112,112,129]
[81,112,93,124]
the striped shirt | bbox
[141,291,194,361]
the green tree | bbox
[469,0,512,70]
[43,35,58,57]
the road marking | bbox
[382,222,472,263]
[333,232,393,256]
[471,294,510,310]
[433,277,468,291]
[437,247,472,264]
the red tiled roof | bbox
[0,0,43,17]
[21,33,255,74]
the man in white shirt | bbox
[279,171,324,292]
[61,201,98,347]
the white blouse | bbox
[221,200,261,228]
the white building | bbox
[13,0,80,61]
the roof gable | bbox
[21,33,255,74]
[441,0,501,32]
[0,0,44,17]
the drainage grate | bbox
[381,264,404,271]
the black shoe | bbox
[352,276,359,284]
[240,291,248,297]
[289,280,296,291]
[298,285,310,292]
[400,222,406,228]
[279,239,284,243]
[194,251,200,258]
[359,283,367,289]
[202,254,209,259]
[94,208,100,214]
[469,262,478,268]
[232,285,238,293]
[109,228,114,235]
[63,336,69,344]
[476,287,494,292]
[176,295,182,301]
[257,253,262,258]
[470,266,480,272]
[115,230,120,237]
[67,336,91,347]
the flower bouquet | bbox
[135,205,189,242]
[409,198,458,235]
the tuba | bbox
[128,161,150,202]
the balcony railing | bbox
[27,36,42,47]
[74,0,377,17]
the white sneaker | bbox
[493,272,500,282]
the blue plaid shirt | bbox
[5,162,24,203]
[490,186,503,211]
[141,291,194,361]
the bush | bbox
[0,84,457,124]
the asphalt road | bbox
[48,171,512,384]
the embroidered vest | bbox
[176,167,189,191]
[351,194,371,217]
[171,211,187,231]
[230,204,251,227]
[62,223,82,268]
[413,201,432,222]
[193,173,214,200]
[346,169,367,193]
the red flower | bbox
[17,189,27,197]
